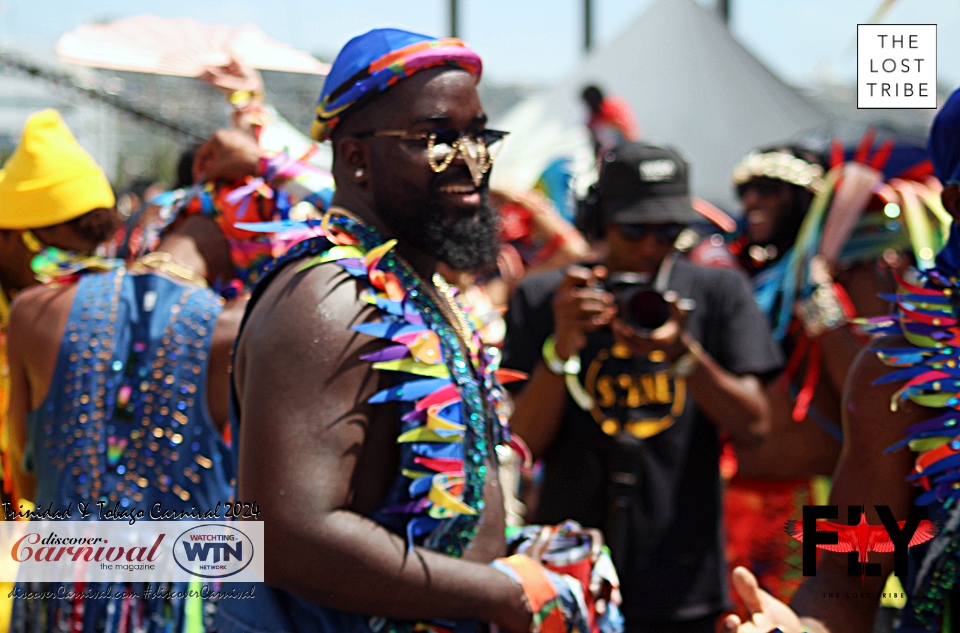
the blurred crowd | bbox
[0,25,957,633]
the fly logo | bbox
[787,505,937,582]
[173,524,254,578]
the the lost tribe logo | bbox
[856,24,936,108]
[173,524,254,579]
[786,505,938,583]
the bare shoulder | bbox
[232,257,382,436]
[834,333,923,513]
[9,283,74,329]
[845,334,925,430]
[236,258,373,377]
[848,334,904,383]
[8,282,79,410]
[8,283,77,355]
[230,256,383,511]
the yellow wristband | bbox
[542,335,565,375]
[542,335,580,376]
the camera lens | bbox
[618,287,671,332]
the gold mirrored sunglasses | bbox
[356,128,509,184]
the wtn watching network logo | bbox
[173,524,254,579]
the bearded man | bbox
[217,28,604,633]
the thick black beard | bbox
[395,181,501,273]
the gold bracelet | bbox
[796,282,848,338]
[228,89,264,110]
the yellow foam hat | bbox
[0,109,115,229]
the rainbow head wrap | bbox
[311,28,482,142]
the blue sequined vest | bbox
[25,268,233,513]
[15,269,234,633]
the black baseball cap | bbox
[598,142,699,225]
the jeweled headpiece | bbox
[731,150,825,193]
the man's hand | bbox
[192,128,262,184]
[721,567,805,633]
[199,59,264,98]
[551,266,616,360]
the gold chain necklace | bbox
[129,252,208,287]
[430,272,476,351]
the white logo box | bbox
[0,520,263,583]
[857,24,937,109]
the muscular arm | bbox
[818,263,894,398]
[789,336,920,633]
[509,365,568,459]
[683,342,770,448]
[724,336,925,633]
[234,262,528,629]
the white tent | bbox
[490,0,830,210]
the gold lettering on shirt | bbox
[596,375,616,408]
[582,345,688,439]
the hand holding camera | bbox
[551,265,697,362]
[551,265,617,361]
[609,285,695,360]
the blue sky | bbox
[1,0,958,89]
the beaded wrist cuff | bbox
[796,282,849,338]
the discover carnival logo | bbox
[173,524,254,579]
[1,520,263,583]
[11,532,164,566]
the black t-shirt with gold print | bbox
[583,339,687,439]
[502,258,783,626]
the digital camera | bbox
[604,273,672,334]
